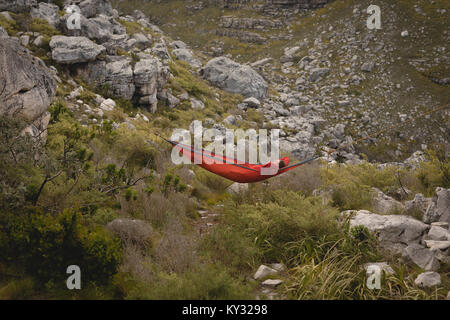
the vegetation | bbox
[0,0,448,301]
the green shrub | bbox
[0,210,122,285]
[125,264,254,300]
[0,278,35,300]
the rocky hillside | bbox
[0,0,448,300]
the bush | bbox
[0,210,122,285]
[0,278,35,300]
[125,264,254,300]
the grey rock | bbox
[172,48,201,69]
[424,188,450,224]
[427,225,450,241]
[361,61,375,72]
[200,56,268,99]
[309,68,330,82]
[78,0,116,18]
[250,57,272,68]
[76,57,135,101]
[105,58,135,100]
[134,57,169,112]
[132,33,151,48]
[33,35,44,46]
[402,244,440,271]
[372,188,404,215]
[30,2,59,27]
[0,0,36,13]
[414,271,441,288]
[100,98,116,111]
[254,265,278,280]
[0,38,56,125]
[151,41,171,60]
[170,40,187,49]
[403,193,431,218]
[190,98,205,110]
[21,111,51,140]
[49,36,105,64]
[243,97,261,108]
[223,115,237,126]
[348,210,429,253]
[72,14,126,43]
[404,151,426,167]
[227,182,249,194]
[423,240,450,250]
[20,35,30,46]
[431,222,449,229]
[262,279,283,288]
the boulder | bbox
[100,98,116,111]
[172,48,201,69]
[223,115,237,126]
[361,61,375,72]
[226,182,249,194]
[0,38,56,127]
[414,271,441,288]
[426,225,450,241]
[30,2,60,27]
[49,36,106,64]
[170,40,187,49]
[133,58,170,112]
[402,244,440,271]
[60,14,126,43]
[309,68,330,82]
[76,57,135,100]
[151,41,171,60]
[243,97,261,108]
[404,151,426,167]
[103,58,135,100]
[402,193,431,218]
[78,0,116,18]
[0,0,36,13]
[254,265,278,280]
[348,210,429,253]
[423,188,450,224]
[200,56,268,99]
[132,33,152,48]
[262,279,283,288]
[190,98,205,110]
[371,188,404,214]
[423,240,450,251]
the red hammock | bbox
[162,136,319,183]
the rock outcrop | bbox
[30,2,60,27]
[0,38,56,131]
[423,188,450,224]
[348,210,428,253]
[0,0,36,13]
[200,56,268,99]
[49,36,106,64]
